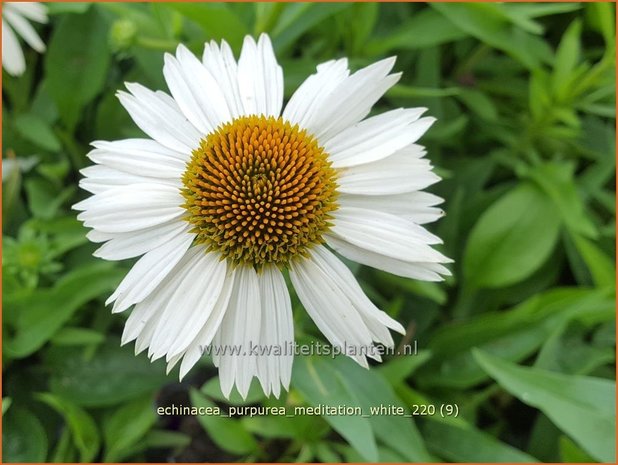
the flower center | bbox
[182,115,338,268]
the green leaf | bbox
[103,396,157,462]
[2,398,12,415]
[366,8,467,54]
[3,407,48,462]
[5,264,123,358]
[431,3,544,70]
[474,350,616,463]
[51,327,105,346]
[189,389,258,456]
[525,161,598,239]
[463,182,561,288]
[571,234,616,288]
[13,114,61,152]
[552,20,582,101]
[559,435,597,463]
[45,6,111,130]
[420,288,614,388]
[586,3,615,46]
[45,341,169,407]
[378,351,432,385]
[292,356,378,461]
[423,419,539,462]
[167,3,249,50]
[36,393,100,462]
[271,3,352,51]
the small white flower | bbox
[75,34,451,399]
[2,2,47,76]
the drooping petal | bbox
[216,265,262,399]
[5,3,47,24]
[106,231,195,313]
[256,266,294,398]
[3,7,44,52]
[290,247,383,368]
[2,19,25,76]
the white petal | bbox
[290,250,376,368]
[283,58,349,130]
[256,266,293,398]
[2,19,25,76]
[3,7,44,53]
[5,3,47,23]
[107,232,195,313]
[163,45,232,134]
[336,144,440,195]
[339,191,445,225]
[237,34,283,117]
[79,165,179,195]
[202,40,244,118]
[330,206,450,263]
[176,268,236,379]
[289,57,400,141]
[311,245,405,344]
[74,183,184,234]
[216,265,262,399]
[121,246,203,346]
[88,139,186,178]
[326,234,451,282]
[117,83,202,153]
[325,110,434,167]
[93,221,190,261]
[147,250,227,361]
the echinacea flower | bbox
[2,2,47,76]
[74,34,451,398]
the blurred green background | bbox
[2,2,616,463]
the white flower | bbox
[74,34,451,399]
[2,2,47,76]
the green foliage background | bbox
[2,2,616,463]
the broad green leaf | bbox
[4,264,123,358]
[2,407,48,462]
[463,182,561,288]
[45,6,111,130]
[525,161,598,239]
[167,3,249,50]
[45,341,169,407]
[36,393,100,462]
[332,356,432,462]
[586,3,615,47]
[378,351,432,385]
[474,350,616,463]
[2,398,12,415]
[103,396,157,462]
[189,389,258,456]
[559,435,596,463]
[292,356,378,462]
[13,114,61,152]
[423,419,539,462]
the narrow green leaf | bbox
[474,350,616,463]
[36,393,100,462]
